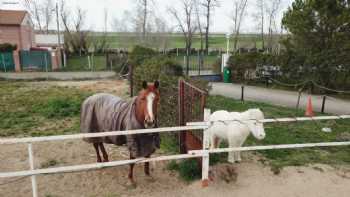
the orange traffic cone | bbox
[305,96,314,117]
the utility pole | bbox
[56,2,62,67]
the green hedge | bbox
[133,57,183,127]
[0,43,17,52]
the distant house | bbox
[34,34,65,70]
[0,9,35,71]
[0,9,64,72]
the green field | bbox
[95,33,267,50]
[63,54,220,72]
[1,81,349,176]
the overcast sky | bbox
[1,0,294,33]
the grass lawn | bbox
[0,82,93,137]
[207,95,350,172]
[1,81,349,176]
[62,55,108,71]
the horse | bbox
[206,109,266,163]
[80,81,160,184]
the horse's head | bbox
[136,81,160,129]
[246,109,266,140]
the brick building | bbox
[0,9,35,71]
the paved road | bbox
[210,83,350,115]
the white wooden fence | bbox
[1,112,350,197]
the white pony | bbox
[207,109,266,163]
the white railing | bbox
[1,111,350,197]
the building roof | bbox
[0,9,27,25]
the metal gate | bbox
[0,52,15,72]
[178,79,207,153]
[20,50,52,71]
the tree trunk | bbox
[205,5,210,55]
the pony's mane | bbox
[240,109,264,120]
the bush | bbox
[133,57,183,127]
[0,43,17,52]
[129,45,158,66]
[167,159,201,182]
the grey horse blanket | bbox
[80,93,159,158]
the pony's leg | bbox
[93,143,102,163]
[210,134,218,149]
[235,140,245,162]
[144,155,150,176]
[99,143,109,162]
[228,138,237,164]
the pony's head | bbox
[136,81,160,129]
[246,109,266,140]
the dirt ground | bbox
[29,79,129,97]
[1,79,350,197]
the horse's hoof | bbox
[145,175,156,183]
[228,160,235,164]
[103,159,109,163]
[126,180,137,189]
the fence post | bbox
[202,108,211,187]
[241,86,245,103]
[88,55,91,70]
[44,53,49,80]
[129,64,134,97]
[178,80,186,154]
[1,54,6,72]
[296,90,302,110]
[28,143,38,197]
[321,96,327,114]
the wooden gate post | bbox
[27,143,38,197]
[129,64,134,97]
[178,79,187,153]
[202,108,211,187]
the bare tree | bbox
[136,0,154,43]
[169,0,197,75]
[152,16,173,53]
[91,7,109,53]
[111,11,133,33]
[26,0,43,31]
[59,0,90,55]
[200,0,219,55]
[265,0,281,53]
[231,0,248,52]
[43,0,55,33]
[254,0,265,50]
[195,1,205,69]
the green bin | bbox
[223,67,232,83]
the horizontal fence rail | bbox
[1,114,350,197]
[189,141,350,155]
[0,154,201,178]
[186,115,350,126]
[0,125,207,145]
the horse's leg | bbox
[93,143,102,163]
[99,143,109,162]
[128,154,136,185]
[144,155,150,176]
